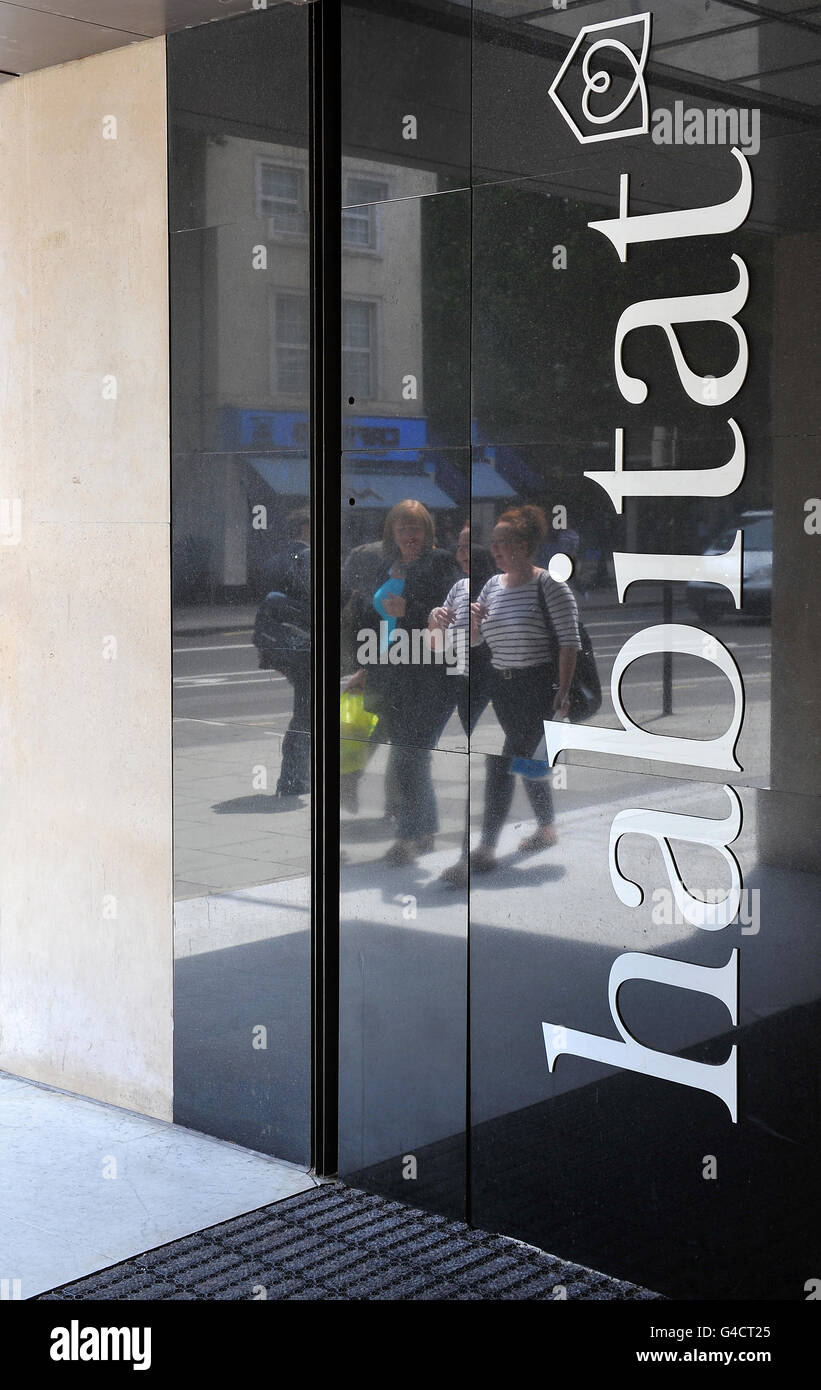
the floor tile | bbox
[0,1073,314,1297]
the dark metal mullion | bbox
[309,0,342,1179]
[465,1,474,1234]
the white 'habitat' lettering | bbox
[542,147,755,1121]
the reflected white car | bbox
[687,510,772,622]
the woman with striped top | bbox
[468,505,581,872]
[428,524,496,735]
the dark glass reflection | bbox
[169,5,312,1163]
[472,0,821,185]
[466,0,821,1299]
[342,0,470,196]
[468,768,821,1299]
[338,741,468,1220]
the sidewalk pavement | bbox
[173,604,257,637]
[0,1071,314,1299]
[172,586,627,638]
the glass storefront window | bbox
[162,0,820,1298]
[169,5,313,1164]
[336,0,821,1298]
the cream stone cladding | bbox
[0,38,172,1117]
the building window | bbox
[342,178,388,251]
[343,299,376,401]
[256,161,308,235]
[274,293,310,394]
[341,297,377,400]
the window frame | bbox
[342,175,389,255]
[271,288,311,397]
[255,155,309,238]
[341,295,379,404]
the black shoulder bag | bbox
[536,577,602,723]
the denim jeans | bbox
[480,664,556,849]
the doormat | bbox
[37,1181,660,1301]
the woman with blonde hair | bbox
[347,498,461,865]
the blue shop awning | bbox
[344,473,457,509]
[248,456,310,495]
[471,462,517,500]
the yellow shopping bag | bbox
[340,691,378,775]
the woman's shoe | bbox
[471,846,497,873]
[384,839,417,866]
[415,835,435,854]
[439,859,468,887]
[519,825,558,853]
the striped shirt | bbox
[438,577,470,676]
[441,577,470,633]
[476,570,581,670]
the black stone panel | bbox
[342,0,471,196]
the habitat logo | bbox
[652,100,760,156]
[549,12,652,144]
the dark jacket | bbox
[266,540,310,606]
[394,545,461,640]
[254,545,311,674]
[363,546,461,731]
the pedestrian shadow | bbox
[340,814,396,842]
[211,794,308,815]
[462,856,567,892]
[339,854,566,905]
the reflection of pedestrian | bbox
[429,525,497,886]
[254,510,312,798]
[437,514,460,555]
[345,500,460,865]
[341,539,384,674]
[277,641,311,797]
[266,508,310,597]
[469,505,580,871]
[429,526,496,736]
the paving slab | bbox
[0,1073,314,1299]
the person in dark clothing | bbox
[254,509,312,798]
[428,525,497,885]
[265,507,310,603]
[341,539,386,677]
[345,500,461,865]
